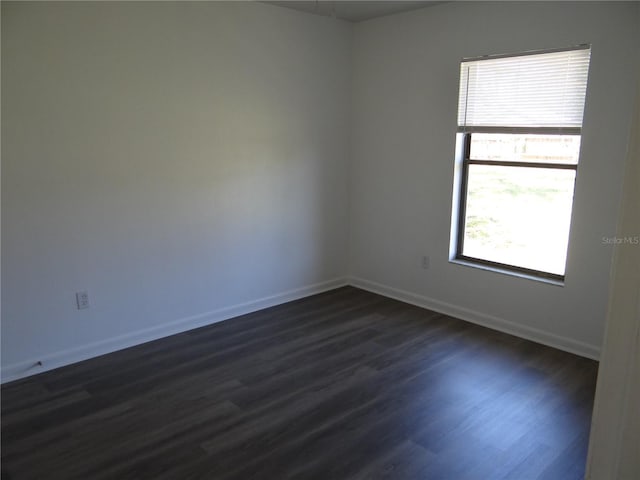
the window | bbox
[451,46,591,281]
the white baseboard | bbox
[349,276,601,360]
[1,277,348,384]
[2,274,599,384]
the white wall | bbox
[3,1,638,383]
[587,64,640,479]
[349,1,639,358]
[1,2,351,380]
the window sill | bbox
[449,258,565,287]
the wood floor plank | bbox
[1,286,598,480]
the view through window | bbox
[453,47,591,280]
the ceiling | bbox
[263,1,441,23]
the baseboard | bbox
[1,277,349,384]
[2,275,599,383]
[349,276,601,360]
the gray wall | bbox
[349,1,639,357]
[587,67,640,480]
[2,1,638,381]
[1,2,352,379]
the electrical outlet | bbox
[421,255,430,269]
[76,291,90,310]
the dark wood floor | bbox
[1,287,598,480]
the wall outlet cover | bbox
[76,291,90,310]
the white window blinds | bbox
[457,47,591,132]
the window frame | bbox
[454,128,580,282]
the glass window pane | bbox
[470,134,581,164]
[462,165,576,276]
